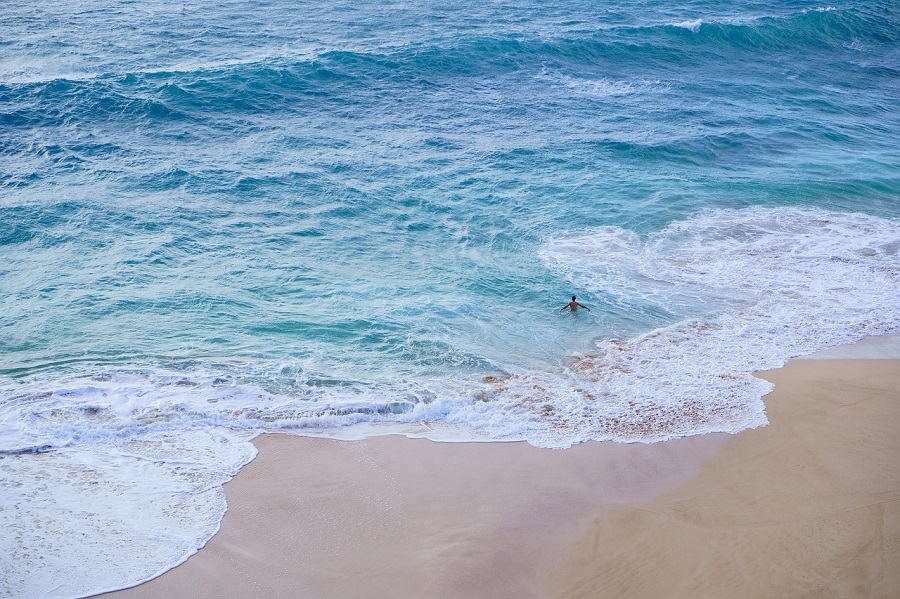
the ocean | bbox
[2,0,899,595]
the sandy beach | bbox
[103,353,900,598]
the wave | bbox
[3,5,893,94]
[1,4,894,194]
[661,5,896,46]
[4,206,898,451]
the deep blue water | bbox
[1,1,899,595]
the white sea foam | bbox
[672,19,704,32]
[529,206,900,446]
[553,75,650,98]
[0,62,98,85]
[665,11,798,32]
[538,68,665,99]
[0,429,255,598]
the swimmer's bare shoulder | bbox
[560,295,590,312]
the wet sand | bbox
[103,355,900,598]
[549,358,900,598]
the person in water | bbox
[560,295,590,312]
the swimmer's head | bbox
[572,296,576,301]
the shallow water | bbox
[1,1,899,596]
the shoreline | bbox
[99,432,729,599]
[101,348,900,598]
[549,357,900,598]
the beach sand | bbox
[103,355,900,598]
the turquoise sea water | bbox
[2,1,899,595]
